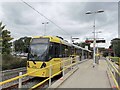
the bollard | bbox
[49,64,52,87]
[18,72,22,88]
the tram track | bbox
[2,67,26,81]
[1,73,62,90]
[2,77,43,90]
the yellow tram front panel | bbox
[27,61,49,77]
[50,58,61,72]
[27,58,61,77]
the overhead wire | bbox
[20,0,72,37]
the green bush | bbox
[2,54,27,70]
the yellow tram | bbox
[27,36,91,77]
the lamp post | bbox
[92,31,102,54]
[42,22,49,36]
[96,31,102,54]
[86,10,104,67]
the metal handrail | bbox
[108,67,119,89]
[107,59,120,76]
[0,69,39,85]
[30,61,78,89]
[106,58,120,90]
[0,57,77,86]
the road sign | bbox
[85,40,106,43]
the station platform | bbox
[50,59,112,88]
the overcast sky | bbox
[0,0,119,48]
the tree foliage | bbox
[111,38,120,57]
[0,22,13,54]
[14,37,31,53]
[103,51,108,57]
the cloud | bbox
[0,1,118,48]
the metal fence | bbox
[0,56,82,89]
[106,58,120,90]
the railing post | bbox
[71,57,73,70]
[76,56,79,68]
[81,50,84,60]
[18,72,22,88]
[49,64,52,87]
[62,61,65,77]
[77,58,79,68]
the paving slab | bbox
[58,59,111,88]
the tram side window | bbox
[61,45,70,57]
[54,43,60,58]
[48,43,60,58]
[79,49,82,56]
[71,46,75,55]
[75,48,77,55]
[48,43,54,59]
[61,45,65,57]
[68,46,72,56]
[65,45,68,57]
[76,49,80,55]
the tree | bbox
[103,50,109,57]
[0,22,13,54]
[111,38,120,57]
[0,22,4,53]
[14,37,31,53]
